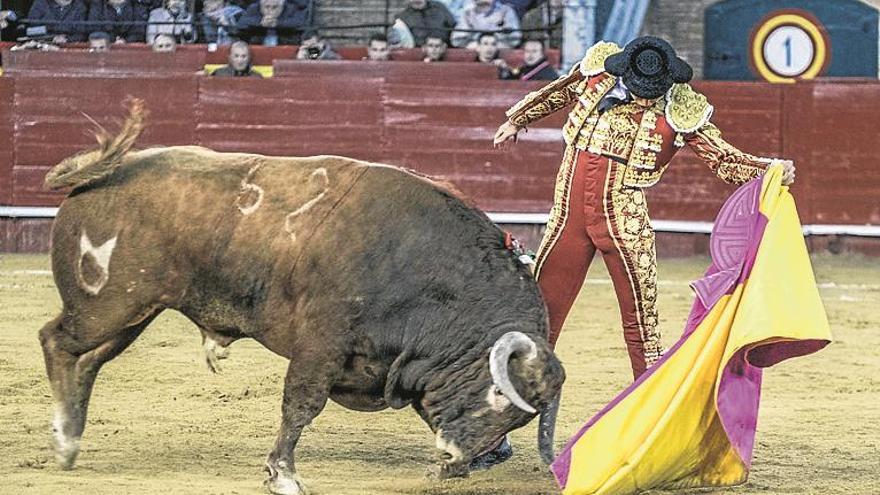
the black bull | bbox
[38,104,565,494]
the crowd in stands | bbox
[0,0,564,80]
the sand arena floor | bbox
[0,254,877,495]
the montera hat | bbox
[604,36,693,99]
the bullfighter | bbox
[493,36,796,380]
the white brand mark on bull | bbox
[285,168,330,242]
[77,232,118,295]
[237,163,265,215]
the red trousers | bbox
[534,149,663,379]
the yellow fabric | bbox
[560,165,831,494]
[203,64,273,77]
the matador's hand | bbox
[493,121,521,149]
[778,159,795,185]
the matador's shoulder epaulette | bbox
[665,83,715,134]
[579,41,623,77]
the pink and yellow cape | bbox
[551,165,832,494]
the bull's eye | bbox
[494,386,505,396]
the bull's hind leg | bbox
[39,308,160,469]
[265,345,345,495]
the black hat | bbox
[604,36,693,100]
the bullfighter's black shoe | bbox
[469,436,513,471]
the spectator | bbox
[498,0,541,19]
[151,31,176,52]
[499,38,557,80]
[366,33,391,61]
[295,30,340,60]
[146,0,196,44]
[520,0,562,49]
[391,0,455,47]
[132,0,161,20]
[26,0,88,43]
[88,0,145,43]
[1,10,20,41]
[88,30,111,51]
[233,0,309,46]
[199,0,244,46]
[422,34,447,62]
[434,0,466,20]
[451,0,520,49]
[474,31,510,78]
[211,40,262,77]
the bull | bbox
[38,101,565,494]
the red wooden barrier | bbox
[0,77,13,205]
[11,75,198,206]
[0,54,878,229]
[1,48,205,75]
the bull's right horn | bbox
[489,331,538,414]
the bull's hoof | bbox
[52,430,80,470]
[265,472,309,495]
[203,337,230,374]
[426,461,469,481]
[469,437,513,472]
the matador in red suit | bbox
[493,37,796,381]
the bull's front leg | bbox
[265,345,343,495]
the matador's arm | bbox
[666,83,774,186]
[685,122,773,186]
[504,65,585,128]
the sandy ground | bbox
[0,253,878,495]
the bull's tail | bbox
[44,99,147,191]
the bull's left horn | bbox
[489,331,538,414]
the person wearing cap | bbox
[493,37,796,380]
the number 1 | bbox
[783,36,792,67]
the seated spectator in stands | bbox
[1,10,20,41]
[233,0,308,46]
[422,34,447,62]
[88,30,111,51]
[151,31,176,52]
[473,31,509,78]
[366,33,391,61]
[199,0,244,46]
[88,0,145,43]
[520,0,562,49]
[499,0,540,19]
[452,0,520,49]
[434,0,465,21]
[391,0,455,47]
[146,0,196,44]
[498,38,557,80]
[26,0,88,43]
[295,30,340,60]
[211,40,263,77]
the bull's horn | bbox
[537,394,560,464]
[489,331,538,414]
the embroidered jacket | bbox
[505,41,773,188]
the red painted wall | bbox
[1,49,878,228]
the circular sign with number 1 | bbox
[750,11,830,83]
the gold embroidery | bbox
[506,66,584,128]
[579,41,623,77]
[564,75,617,147]
[534,146,579,278]
[627,108,662,170]
[587,105,639,158]
[686,122,771,185]
[607,165,663,365]
[665,83,714,133]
